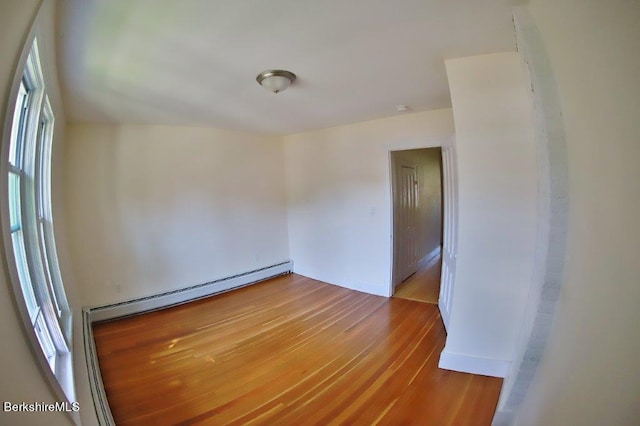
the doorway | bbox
[391,148,443,305]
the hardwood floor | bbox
[93,273,502,425]
[393,252,442,304]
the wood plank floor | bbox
[93,273,502,425]
[393,252,442,304]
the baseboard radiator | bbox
[82,260,294,425]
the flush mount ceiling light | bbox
[256,70,297,94]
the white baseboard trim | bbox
[418,246,441,267]
[438,298,451,332]
[492,409,516,426]
[83,260,293,425]
[438,349,510,378]
[82,309,115,426]
[87,260,293,322]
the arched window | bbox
[3,38,74,402]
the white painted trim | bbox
[388,138,453,297]
[438,298,451,332]
[82,309,115,426]
[418,246,441,268]
[83,260,293,425]
[439,144,457,333]
[438,349,510,378]
[87,260,293,322]
[492,409,516,426]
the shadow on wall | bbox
[65,124,290,307]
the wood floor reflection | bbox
[93,273,501,425]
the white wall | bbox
[517,1,640,424]
[65,124,289,307]
[0,1,81,424]
[284,109,454,296]
[440,52,538,376]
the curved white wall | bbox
[440,52,538,377]
[517,0,640,424]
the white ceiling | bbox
[57,0,523,134]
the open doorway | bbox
[390,147,443,304]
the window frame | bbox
[1,36,76,412]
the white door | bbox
[397,165,419,284]
[439,146,457,331]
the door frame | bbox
[387,138,457,303]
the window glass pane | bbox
[8,81,28,167]
[36,121,44,216]
[34,312,56,372]
[36,101,53,220]
[8,172,21,231]
[39,220,61,316]
[11,231,39,321]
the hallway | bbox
[393,250,441,304]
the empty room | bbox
[1,1,639,425]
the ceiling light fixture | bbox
[256,70,297,94]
